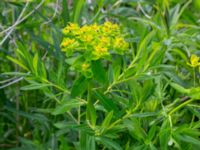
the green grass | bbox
[0,0,200,149]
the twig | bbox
[0,0,45,46]
[137,2,151,19]
[42,0,60,25]
[0,1,30,45]
[0,77,24,89]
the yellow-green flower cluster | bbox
[60,22,129,60]
[187,54,200,68]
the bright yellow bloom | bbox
[90,23,100,32]
[93,45,109,59]
[112,24,120,30]
[102,21,120,36]
[80,25,91,34]
[62,28,70,34]
[104,21,119,30]
[114,37,129,50]
[104,21,111,26]
[95,45,108,53]
[101,36,110,46]
[115,37,124,45]
[62,23,80,35]
[104,21,114,28]
[61,38,75,47]
[60,38,78,52]
[187,54,200,67]
[82,34,93,43]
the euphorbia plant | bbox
[59,21,130,135]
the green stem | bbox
[193,68,196,87]
[67,112,78,124]
[169,99,194,115]
[86,81,95,129]
[107,113,129,130]
[107,103,140,130]
[42,79,70,94]
[104,58,137,94]
[87,81,92,103]
[78,105,81,140]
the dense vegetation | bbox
[0,0,200,149]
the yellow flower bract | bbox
[93,45,109,59]
[62,23,80,35]
[187,54,200,68]
[60,38,76,51]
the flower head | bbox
[93,45,109,59]
[60,22,129,74]
[82,34,93,43]
[187,54,200,68]
[100,36,110,47]
[102,21,120,36]
[60,38,75,48]
[62,23,80,35]
[60,38,78,52]
[90,23,100,32]
[113,37,129,54]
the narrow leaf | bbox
[71,76,88,97]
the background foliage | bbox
[0,0,200,149]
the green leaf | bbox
[5,106,48,122]
[123,119,146,141]
[39,61,47,79]
[33,53,38,75]
[80,132,96,150]
[16,42,33,70]
[62,0,70,26]
[170,83,200,99]
[7,56,28,71]
[110,7,138,18]
[72,0,85,23]
[59,136,70,150]
[170,82,190,94]
[130,112,159,118]
[52,99,85,115]
[112,57,122,81]
[137,30,155,57]
[20,83,51,90]
[102,111,113,128]
[54,122,94,134]
[71,75,88,97]
[141,80,155,102]
[94,91,117,112]
[95,137,123,150]
[159,119,171,150]
[147,125,157,141]
[189,87,200,99]
[91,60,107,84]
[86,102,96,127]
[176,134,200,147]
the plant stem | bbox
[107,104,140,130]
[43,79,70,94]
[169,99,194,115]
[193,68,196,87]
[104,61,137,94]
[78,105,81,140]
